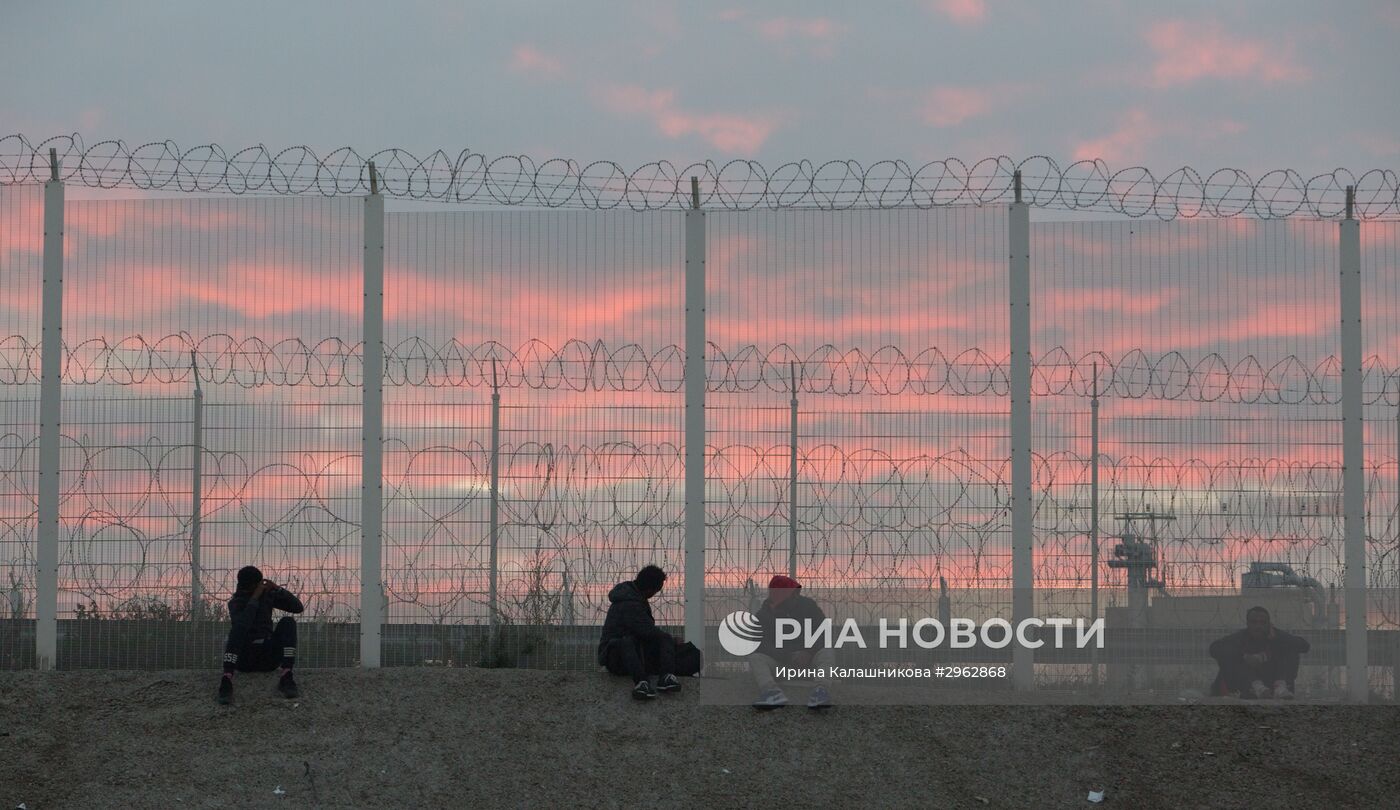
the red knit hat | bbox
[768,574,801,590]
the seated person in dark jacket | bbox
[217,565,304,704]
[1209,606,1310,699]
[752,575,834,710]
[598,565,681,700]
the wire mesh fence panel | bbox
[1032,218,1347,693]
[0,186,41,668]
[707,207,1012,626]
[382,211,685,667]
[200,398,363,666]
[1363,221,1399,697]
[0,184,1393,692]
[55,394,197,667]
[56,196,362,668]
[382,398,491,626]
[1032,408,1092,604]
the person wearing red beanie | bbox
[768,574,800,591]
[751,574,834,709]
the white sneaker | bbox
[1272,680,1294,700]
[806,686,832,709]
[753,687,788,709]
[1250,680,1272,699]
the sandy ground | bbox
[2,668,1396,809]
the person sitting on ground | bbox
[217,565,304,704]
[1209,606,1310,699]
[598,565,681,700]
[752,574,834,710]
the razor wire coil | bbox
[4,134,1397,219]
[2,334,1397,405]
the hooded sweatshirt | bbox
[227,585,304,642]
[597,580,671,664]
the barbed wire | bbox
[3,432,1396,626]
[3,134,1397,219]
[3,334,1397,404]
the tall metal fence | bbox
[0,151,1396,701]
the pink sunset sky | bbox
[1,1,1398,618]
[1,1,1397,173]
[1,189,1397,617]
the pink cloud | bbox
[68,199,254,241]
[921,86,995,128]
[1072,108,1156,164]
[79,107,105,132]
[599,85,778,154]
[930,0,986,25]
[1044,287,1183,317]
[384,267,483,322]
[0,190,45,257]
[57,257,360,326]
[509,44,564,80]
[462,268,681,348]
[1145,20,1309,88]
[753,16,843,42]
[717,10,844,54]
[1212,303,1334,344]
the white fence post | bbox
[190,351,203,619]
[1090,362,1100,686]
[360,164,385,668]
[36,149,63,671]
[789,361,799,579]
[1009,172,1034,691]
[684,177,707,652]
[488,359,501,634]
[1340,186,1367,701]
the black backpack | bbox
[674,640,704,676]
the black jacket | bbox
[1209,627,1310,664]
[227,586,304,641]
[597,581,671,664]
[756,592,827,664]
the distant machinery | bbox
[1104,512,1174,690]
[1107,512,1174,627]
[1240,562,1337,631]
[1103,525,1341,693]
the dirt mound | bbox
[2,668,1396,808]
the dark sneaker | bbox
[278,672,299,699]
[806,686,832,709]
[753,687,788,709]
[656,674,682,693]
[632,680,658,700]
[217,677,233,705]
